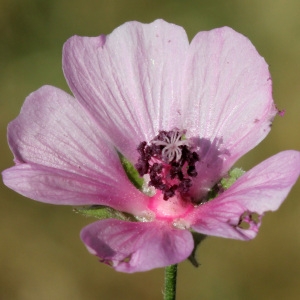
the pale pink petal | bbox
[190,150,300,240]
[2,164,148,213]
[218,150,300,213]
[3,85,148,213]
[80,219,193,273]
[191,200,250,240]
[189,137,231,199]
[182,27,277,179]
[63,19,189,161]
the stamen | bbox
[135,129,199,200]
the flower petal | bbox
[80,219,194,272]
[3,85,148,213]
[63,19,189,161]
[190,150,300,240]
[2,164,148,213]
[182,27,277,172]
[220,150,300,214]
[191,200,249,240]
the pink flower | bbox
[2,20,299,273]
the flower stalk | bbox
[164,264,178,300]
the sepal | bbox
[74,205,136,221]
[187,231,207,267]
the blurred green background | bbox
[1,0,300,299]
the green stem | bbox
[164,264,178,300]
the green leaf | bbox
[73,205,136,221]
[116,149,144,190]
[221,167,245,190]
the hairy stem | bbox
[164,264,178,300]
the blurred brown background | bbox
[1,0,300,299]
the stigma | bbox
[135,129,199,200]
[152,130,189,162]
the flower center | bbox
[135,129,199,200]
